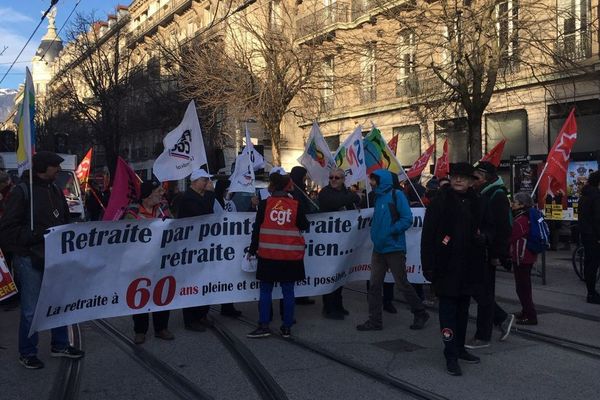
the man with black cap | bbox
[0,151,84,369]
[421,162,486,376]
[465,161,514,350]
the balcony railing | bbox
[297,2,351,37]
[128,0,192,45]
[556,32,592,61]
[395,71,445,98]
[351,0,394,21]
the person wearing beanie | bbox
[421,162,486,376]
[0,151,84,369]
[123,178,174,344]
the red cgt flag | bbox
[75,148,93,188]
[433,140,449,178]
[537,109,577,206]
[480,139,506,168]
[407,144,435,179]
[387,134,399,155]
[103,157,141,221]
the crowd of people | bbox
[0,151,599,377]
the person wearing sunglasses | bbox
[317,168,361,319]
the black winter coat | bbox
[318,185,360,212]
[478,179,512,261]
[177,188,215,218]
[579,185,600,242]
[421,186,486,297]
[249,192,309,282]
[0,174,70,268]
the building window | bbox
[321,56,334,112]
[496,0,519,67]
[393,125,421,166]
[548,100,600,153]
[324,134,340,151]
[271,1,283,30]
[435,118,469,163]
[557,0,591,60]
[485,109,527,160]
[396,29,416,97]
[360,42,376,104]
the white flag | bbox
[243,125,265,171]
[228,152,256,193]
[297,121,336,187]
[333,126,366,186]
[153,101,207,181]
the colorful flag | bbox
[387,134,399,155]
[103,157,141,221]
[480,139,506,168]
[75,148,93,189]
[407,144,435,179]
[153,100,208,181]
[15,67,35,176]
[334,126,367,186]
[0,249,18,301]
[537,109,577,206]
[228,152,256,194]
[298,121,336,187]
[433,139,449,178]
[363,126,408,180]
[243,124,265,171]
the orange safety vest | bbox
[258,196,306,260]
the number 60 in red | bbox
[126,276,176,309]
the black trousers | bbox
[182,305,209,326]
[322,286,345,313]
[473,264,508,341]
[133,311,169,334]
[439,296,470,361]
[583,240,600,295]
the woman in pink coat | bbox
[509,192,538,325]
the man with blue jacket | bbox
[357,169,429,331]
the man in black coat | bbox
[578,170,600,304]
[0,151,84,369]
[466,162,514,349]
[421,162,485,376]
[178,168,240,331]
[318,168,360,319]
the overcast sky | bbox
[0,0,119,89]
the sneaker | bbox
[50,346,85,359]
[499,314,515,341]
[409,311,430,330]
[184,322,207,332]
[356,320,383,331]
[133,333,146,344]
[247,326,271,338]
[446,359,462,376]
[464,338,490,349]
[155,329,175,340]
[19,355,44,369]
[340,308,350,316]
[383,302,398,314]
[295,297,315,305]
[458,351,481,364]
[280,325,291,338]
[587,294,600,304]
[516,317,538,325]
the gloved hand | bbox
[501,258,513,272]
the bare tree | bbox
[45,12,139,172]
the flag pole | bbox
[530,161,549,199]
[29,167,34,231]
[405,175,425,207]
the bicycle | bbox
[572,244,600,283]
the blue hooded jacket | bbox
[370,169,413,253]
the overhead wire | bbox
[0,0,60,86]
[40,0,81,62]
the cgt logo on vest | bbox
[269,200,292,226]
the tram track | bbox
[48,324,83,400]
[92,319,214,400]
[211,307,450,400]
[344,287,600,360]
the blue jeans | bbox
[15,255,69,356]
[258,281,295,328]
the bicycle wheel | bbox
[572,246,585,281]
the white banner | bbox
[31,209,426,333]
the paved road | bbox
[2,250,599,400]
